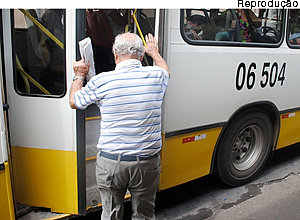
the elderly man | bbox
[69,33,169,220]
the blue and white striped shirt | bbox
[74,59,169,156]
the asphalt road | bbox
[75,144,300,220]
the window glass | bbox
[288,9,300,46]
[13,9,65,96]
[182,9,283,44]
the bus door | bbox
[0,11,15,219]
[82,9,159,209]
[2,9,85,215]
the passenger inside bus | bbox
[40,9,65,94]
[186,14,207,40]
[185,9,236,41]
[186,10,229,41]
[183,9,282,44]
[236,9,262,42]
[86,9,117,73]
[288,10,300,45]
[85,9,155,75]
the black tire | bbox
[214,111,273,186]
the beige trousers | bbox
[96,153,161,220]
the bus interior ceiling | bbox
[84,9,156,209]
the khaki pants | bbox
[96,152,161,220]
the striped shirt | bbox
[74,59,169,156]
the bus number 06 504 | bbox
[235,62,286,91]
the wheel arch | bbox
[210,101,280,174]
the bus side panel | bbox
[161,9,300,189]
[11,146,78,214]
[160,127,222,190]
[0,162,15,220]
[164,10,300,133]
[277,111,300,149]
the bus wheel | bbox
[215,111,273,186]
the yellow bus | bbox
[1,8,300,219]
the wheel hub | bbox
[232,125,264,171]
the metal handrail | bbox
[19,9,64,49]
[16,55,51,95]
[132,9,147,47]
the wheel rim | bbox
[231,125,264,171]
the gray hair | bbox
[113,33,145,59]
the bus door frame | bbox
[76,9,87,215]
[0,9,16,220]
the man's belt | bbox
[100,151,158,162]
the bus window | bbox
[181,9,283,45]
[13,9,66,96]
[288,9,300,46]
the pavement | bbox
[210,173,300,220]
[155,145,300,220]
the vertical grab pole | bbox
[154,9,160,67]
[154,9,160,43]
[132,9,147,47]
[132,9,149,66]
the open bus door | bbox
[81,8,160,209]
[0,11,15,219]
[1,9,86,217]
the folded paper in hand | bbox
[79,37,96,81]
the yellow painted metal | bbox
[0,162,15,220]
[19,9,64,50]
[16,56,51,95]
[15,55,30,93]
[85,116,101,121]
[159,127,223,190]
[11,146,78,214]
[277,111,300,149]
[86,156,96,162]
[125,24,129,33]
[132,10,147,47]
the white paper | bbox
[79,37,96,81]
